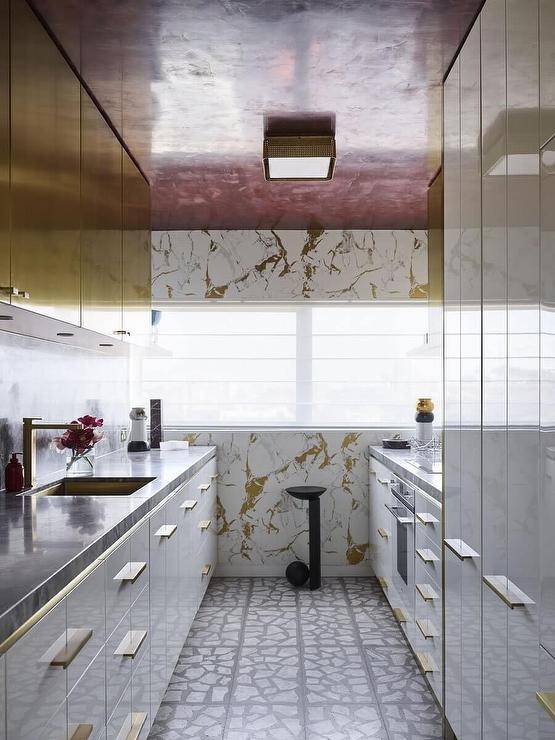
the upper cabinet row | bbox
[0,0,151,341]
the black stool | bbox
[285,486,327,590]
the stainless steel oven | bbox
[384,475,415,617]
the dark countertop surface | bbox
[369,445,442,501]
[0,446,216,645]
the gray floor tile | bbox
[243,608,298,646]
[186,607,245,646]
[304,644,376,704]
[167,646,238,703]
[300,606,358,645]
[226,703,304,739]
[381,701,443,739]
[306,704,388,739]
[149,703,226,739]
[233,646,302,704]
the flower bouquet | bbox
[53,415,104,476]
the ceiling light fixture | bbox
[263,135,336,181]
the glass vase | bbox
[66,449,95,477]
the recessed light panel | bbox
[263,136,335,181]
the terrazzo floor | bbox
[148,577,443,740]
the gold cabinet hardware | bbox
[154,524,177,539]
[181,499,198,510]
[537,692,555,721]
[113,330,131,336]
[369,470,377,476]
[377,528,390,539]
[416,583,439,602]
[392,607,408,623]
[210,474,218,481]
[416,512,439,525]
[116,712,148,740]
[69,724,94,740]
[199,519,212,531]
[114,629,147,658]
[416,618,438,639]
[198,482,211,492]
[416,652,437,674]
[113,562,146,584]
[416,548,439,564]
[483,575,535,609]
[377,478,392,485]
[377,576,389,590]
[444,538,480,560]
[43,628,93,668]
[201,563,212,577]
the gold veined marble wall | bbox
[152,229,428,302]
[166,429,394,576]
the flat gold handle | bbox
[199,519,212,531]
[416,548,439,564]
[69,724,94,740]
[198,482,211,492]
[45,628,93,668]
[181,499,198,510]
[201,563,212,576]
[483,575,534,609]
[370,470,377,476]
[114,630,148,658]
[377,576,389,590]
[155,524,177,539]
[113,329,130,336]
[377,528,390,539]
[416,652,437,674]
[377,477,392,485]
[113,562,146,584]
[537,691,555,721]
[210,474,218,481]
[416,618,438,639]
[392,607,408,623]
[116,712,148,740]
[416,512,439,525]
[444,538,479,560]
[416,583,439,602]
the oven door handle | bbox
[384,503,414,525]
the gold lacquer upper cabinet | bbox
[0,0,9,304]
[10,0,81,322]
[81,92,123,336]
[122,151,151,343]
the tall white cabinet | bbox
[444,0,549,737]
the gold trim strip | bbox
[537,691,555,721]
[198,483,211,492]
[416,618,438,639]
[377,478,391,485]
[199,519,212,531]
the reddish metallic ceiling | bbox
[29,0,482,230]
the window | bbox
[141,304,441,427]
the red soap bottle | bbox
[5,453,24,492]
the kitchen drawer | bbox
[0,655,5,740]
[106,610,132,719]
[66,562,106,692]
[164,494,182,677]
[415,538,441,586]
[415,548,441,593]
[198,530,217,601]
[414,489,442,551]
[107,679,131,740]
[67,647,106,740]
[106,524,149,639]
[42,700,68,740]
[6,598,67,739]
[539,645,555,738]
[130,581,150,669]
[131,644,151,740]
[149,507,166,718]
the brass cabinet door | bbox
[81,92,123,336]
[0,0,8,304]
[10,0,81,323]
[122,151,151,342]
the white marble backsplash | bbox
[152,229,428,302]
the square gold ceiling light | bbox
[263,135,336,181]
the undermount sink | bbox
[28,477,156,497]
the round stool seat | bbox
[285,486,327,502]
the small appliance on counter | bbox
[382,434,410,450]
[4,452,24,492]
[128,407,150,452]
[415,397,434,443]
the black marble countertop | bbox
[0,446,216,644]
[369,446,442,501]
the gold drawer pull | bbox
[483,575,535,609]
[370,470,377,476]
[201,563,212,577]
[199,519,212,531]
[537,692,555,721]
[416,652,437,674]
[416,548,439,564]
[69,724,94,740]
[155,524,177,539]
[198,482,211,492]
[444,538,479,560]
[416,512,439,525]
[181,499,198,510]
[116,712,148,740]
[377,477,392,485]
[377,576,389,590]
[416,618,438,639]
[210,474,218,481]
[392,607,408,624]
[114,630,148,658]
[377,528,390,539]
[44,628,93,668]
[416,583,439,602]
[113,562,146,584]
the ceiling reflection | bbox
[29,0,483,230]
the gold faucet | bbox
[22,417,84,488]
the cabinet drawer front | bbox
[414,489,442,551]
[107,679,132,740]
[130,583,150,668]
[6,599,67,738]
[198,529,217,600]
[415,537,442,584]
[415,550,441,592]
[67,648,106,740]
[132,646,151,740]
[66,562,106,691]
[129,522,149,600]
[106,611,132,719]
[42,701,69,740]
[105,538,132,637]
[538,646,555,734]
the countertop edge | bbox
[369,446,442,500]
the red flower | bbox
[52,413,105,454]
